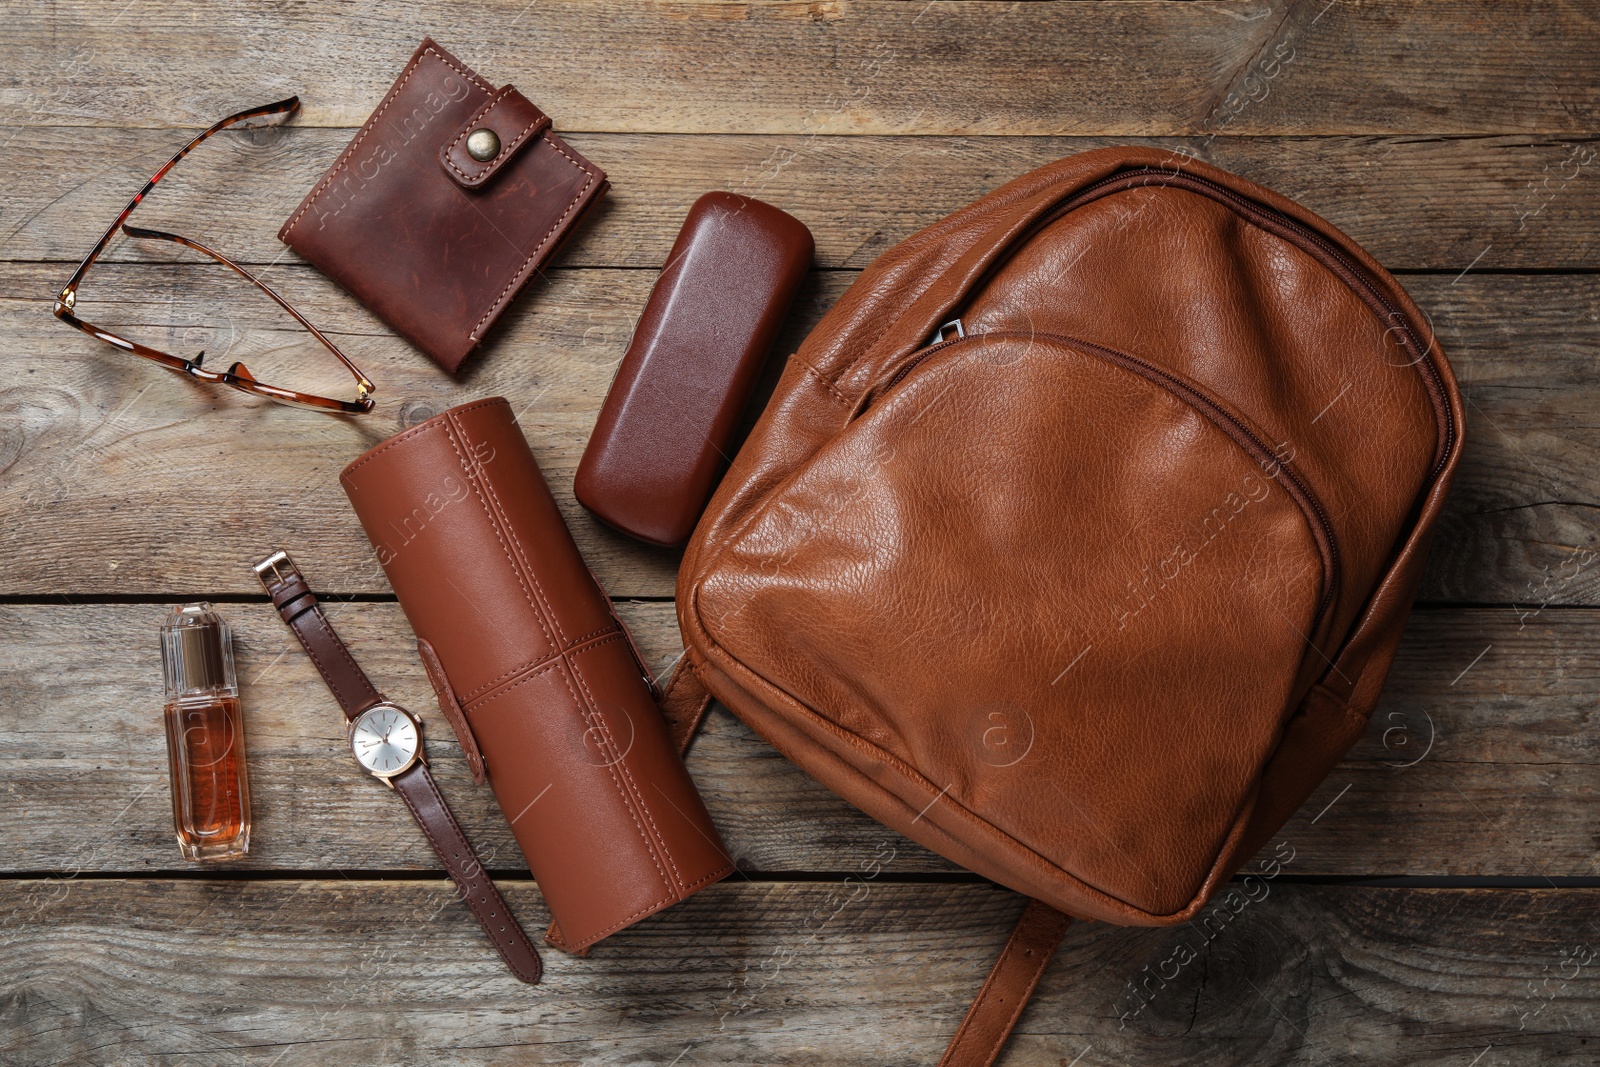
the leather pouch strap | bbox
[590,566,662,700]
[417,637,487,785]
[665,659,1066,1065]
[937,900,1071,1067]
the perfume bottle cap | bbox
[161,603,237,699]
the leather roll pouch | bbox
[575,192,813,545]
[340,398,733,951]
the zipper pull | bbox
[932,318,965,344]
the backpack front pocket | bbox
[693,333,1333,918]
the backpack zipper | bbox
[922,166,1455,478]
[874,330,1341,633]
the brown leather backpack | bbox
[659,146,1464,1065]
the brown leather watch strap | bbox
[253,549,542,985]
[390,761,542,984]
[253,550,381,719]
[937,899,1071,1067]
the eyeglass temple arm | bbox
[56,96,301,308]
[119,222,374,396]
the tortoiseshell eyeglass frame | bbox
[53,96,375,414]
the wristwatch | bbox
[253,549,542,984]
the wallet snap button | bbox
[466,128,501,161]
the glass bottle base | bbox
[176,826,250,862]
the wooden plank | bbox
[1,878,1595,1064]
[2,602,1597,878]
[1,263,1598,604]
[5,129,1598,271]
[3,2,1595,135]
[0,262,758,600]
[1413,274,1600,607]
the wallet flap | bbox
[417,636,488,785]
[441,85,552,189]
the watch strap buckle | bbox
[253,549,316,626]
[252,548,300,590]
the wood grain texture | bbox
[4,129,1596,271]
[2,602,1596,878]
[4,2,1599,1062]
[2,1,1595,135]
[2,878,1596,1065]
[2,264,1598,604]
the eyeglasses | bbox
[53,97,375,414]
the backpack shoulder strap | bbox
[661,657,718,754]
[658,662,1069,1065]
[938,898,1071,1066]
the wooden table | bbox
[3,3,1598,1063]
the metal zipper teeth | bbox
[1015,167,1456,478]
[883,334,967,392]
[874,330,1341,631]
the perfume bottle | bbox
[160,604,251,861]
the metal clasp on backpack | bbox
[932,318,965,345]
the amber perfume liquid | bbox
[161,605,251,861]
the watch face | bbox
[350,704,420,777]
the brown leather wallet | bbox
[340,398,732,951]
[575,192,813,545]
[280,38,607,374]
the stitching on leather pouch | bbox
[568,645,685,891]
[468,136,593,339]
[442,88,544,184]
[369,404,668,908]
[456,620,617,704]
[459,657,545,703]
[567,621,617,645]
[283,47,493,241]
[563,860,735,949]
[463,412,568,645]
[458,655,566,709]
[440,411,556,652]
[340,397,506,479]
[552,654,670,891]
[572,666,678,889]
[440,412,668,893]
[521,635,670,895]
[464,631,624,711]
